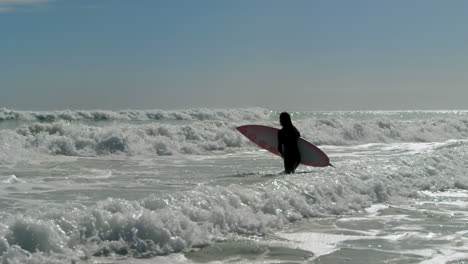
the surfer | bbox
[278,112,301,174]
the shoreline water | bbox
[1,108,468,263]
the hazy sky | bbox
[1,0,467,111]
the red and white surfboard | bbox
[236,125,331,167]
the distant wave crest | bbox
[0,107,271,122]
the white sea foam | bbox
[0,107,272,122]
[1,175,26,184]
[1,142,467,261]
[1,108,468,164]
[421,189,468,198]
[277,232,368,258]
[1,109,468,263]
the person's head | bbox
[280,112,293,127]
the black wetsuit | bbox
[278,126,301,174]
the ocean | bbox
[1,108,468,263]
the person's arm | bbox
[278,131,284,157]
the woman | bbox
[278,112,301,174]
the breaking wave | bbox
[1,140,467,262]
[0,107,271,122]
[1,108,468,163]
[1,108,468,262]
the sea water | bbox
[0,108,468,263]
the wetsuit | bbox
[278,126,301,174]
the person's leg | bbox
[284,158,295,174]
[292,159,300,173]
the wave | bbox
[0,108,272,122]
[1,143,467,262]
[3,120,245,158]
[1,109,468,163]
[299,116,468,145]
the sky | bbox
[1,0,468,111]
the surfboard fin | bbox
[328,163,335,168]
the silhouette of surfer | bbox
[278,112,301,174]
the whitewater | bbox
[1,107,468,263]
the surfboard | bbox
[236,125,331,167]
